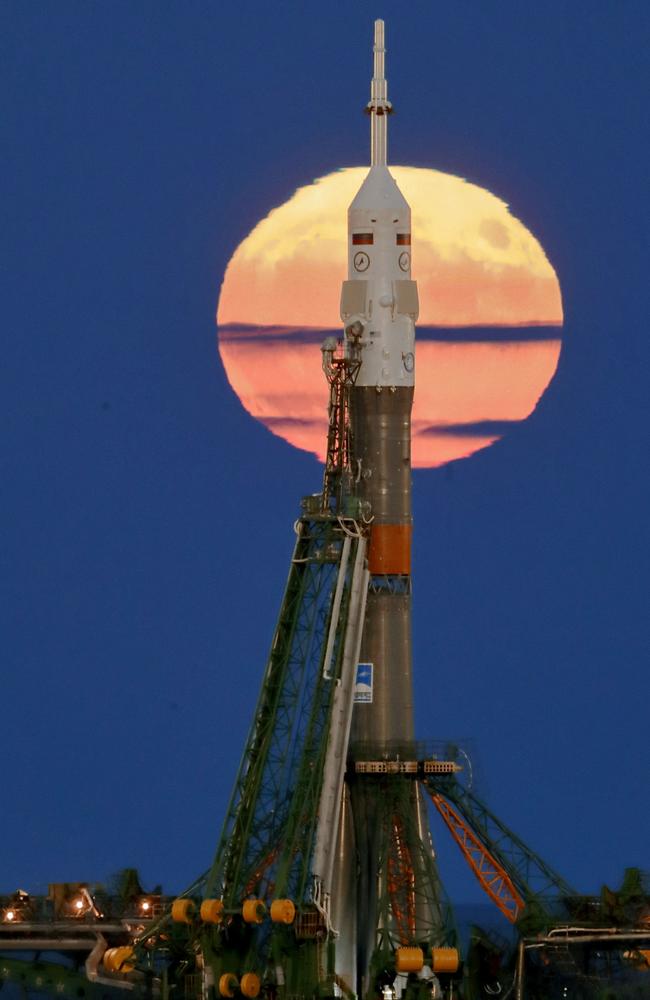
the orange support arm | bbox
[387,815,417,945]
[426,790,525,923]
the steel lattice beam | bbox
[424,776,575,913]
[427,790,524,922]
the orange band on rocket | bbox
[367,524,412,575]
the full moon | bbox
[217,167,563,468]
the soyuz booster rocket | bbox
[343,19,417,745]
[331,19,434,994]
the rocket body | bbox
[329,22,435,997]
[338,22,418,744]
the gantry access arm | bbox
[423,775,575,927]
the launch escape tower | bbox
[3,19,649,1000]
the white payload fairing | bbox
[340,18,418,392]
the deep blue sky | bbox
[2,2,648,913]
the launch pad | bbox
[2,19,648,1000]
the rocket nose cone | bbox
[349,166,410,214]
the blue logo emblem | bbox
[354,662,373,703]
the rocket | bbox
[342,18,418,746]
[330,20,432,996]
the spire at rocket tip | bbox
[368,19,391,166]
[374,19,385,54]
[371,19,386,91]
